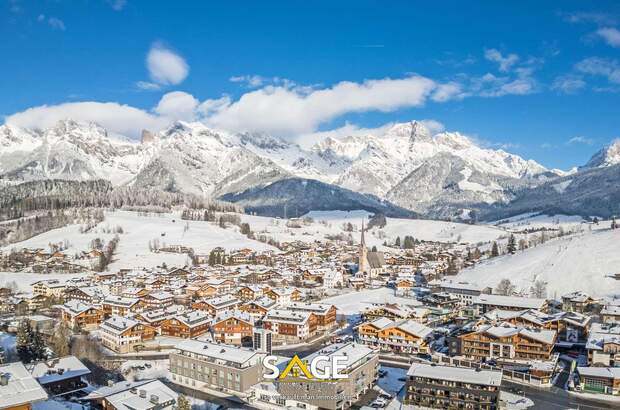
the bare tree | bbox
[530,280,547,298]
[495,279,516,296]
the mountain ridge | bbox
[1,118,617,219]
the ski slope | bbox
[456,227,620,297]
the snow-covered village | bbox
[1,206,619,410]
[2,2,620,410]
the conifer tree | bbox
[491,241,499,257]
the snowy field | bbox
[456,227,620,297]
[2,210,276,271]
[0,271,91,293]
[491,212,588,230]
[319,287,420,315]
[242,210,506,249]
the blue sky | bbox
[2,0,620,169]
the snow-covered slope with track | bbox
[456,224,620,297]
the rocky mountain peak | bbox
[584,139,620,169]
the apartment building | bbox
[576,367,620,395]
[99,316,156,354]
[357,317,433,354]
[102,296,144,317]
[239,296,277,319]
[473,295,548,314]
[482,308,591,342]
[83,379,177,410]
[32,280,66,298]
[262,309,317,342]
[264,287,302,304]
[404,363,502,409]
[586,323,620,366]
[458,324,557,362]
[64,286,103,305]
[276,342,379,410]
[0,362,48,410]
[169,339,265,396]
[561,291,596,313]
[601,305,620,324]
[58,300,105,330]
[192,294,240,316]
[140,291,174,310]
[286,302,337,330]
[211,310,255,345]
[429,279,490,305]
[160,311,211,338]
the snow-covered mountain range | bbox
[1,119,618,218]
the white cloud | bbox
[567,136,594,145]
[3,68,535,140]
[135,81,161,91]
[146,43,189,85]
[154,91,199,121]
[230,75,266,88]
[107,0,127,11]
[418,119,446,134]
[575,57,620,84]
[597,27,620,47]
[469,71,537,97]
[484,48,519,72]
[4,101,168,138]
[561,11,616,26]
[197,96,231,117]
[204,75,438,135]
[552,74,586,94]
[37,14,66,31]
[431,82,464,102]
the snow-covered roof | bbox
[59,300,99,315]
[264,309,312,324]
[175,339,263,366]
[0,362,48,408]
[29,356,90,385]
[432,279,483,292]
[213,309,254,325]
[398,321,433,339]
[586,323,620,351]
[304,342,376,373]
[106,379,177,410]
[577,367,620,379]
[104,296,140,307]
[407,363,502,386]
[145,291,173,300]
[474,294,546,309]
[287,302,335,314]
[601,305,620,316]
[172,311,211,327]
[478,324,556,345]
[100,316,140,334]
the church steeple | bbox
[361,221,366,247]
[358,220,368,274]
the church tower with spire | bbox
[358,221,368,274]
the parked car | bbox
[369,397,387,408]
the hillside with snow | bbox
[455,223,620,297]
[1,210,276,271]
[241,210,505,248]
